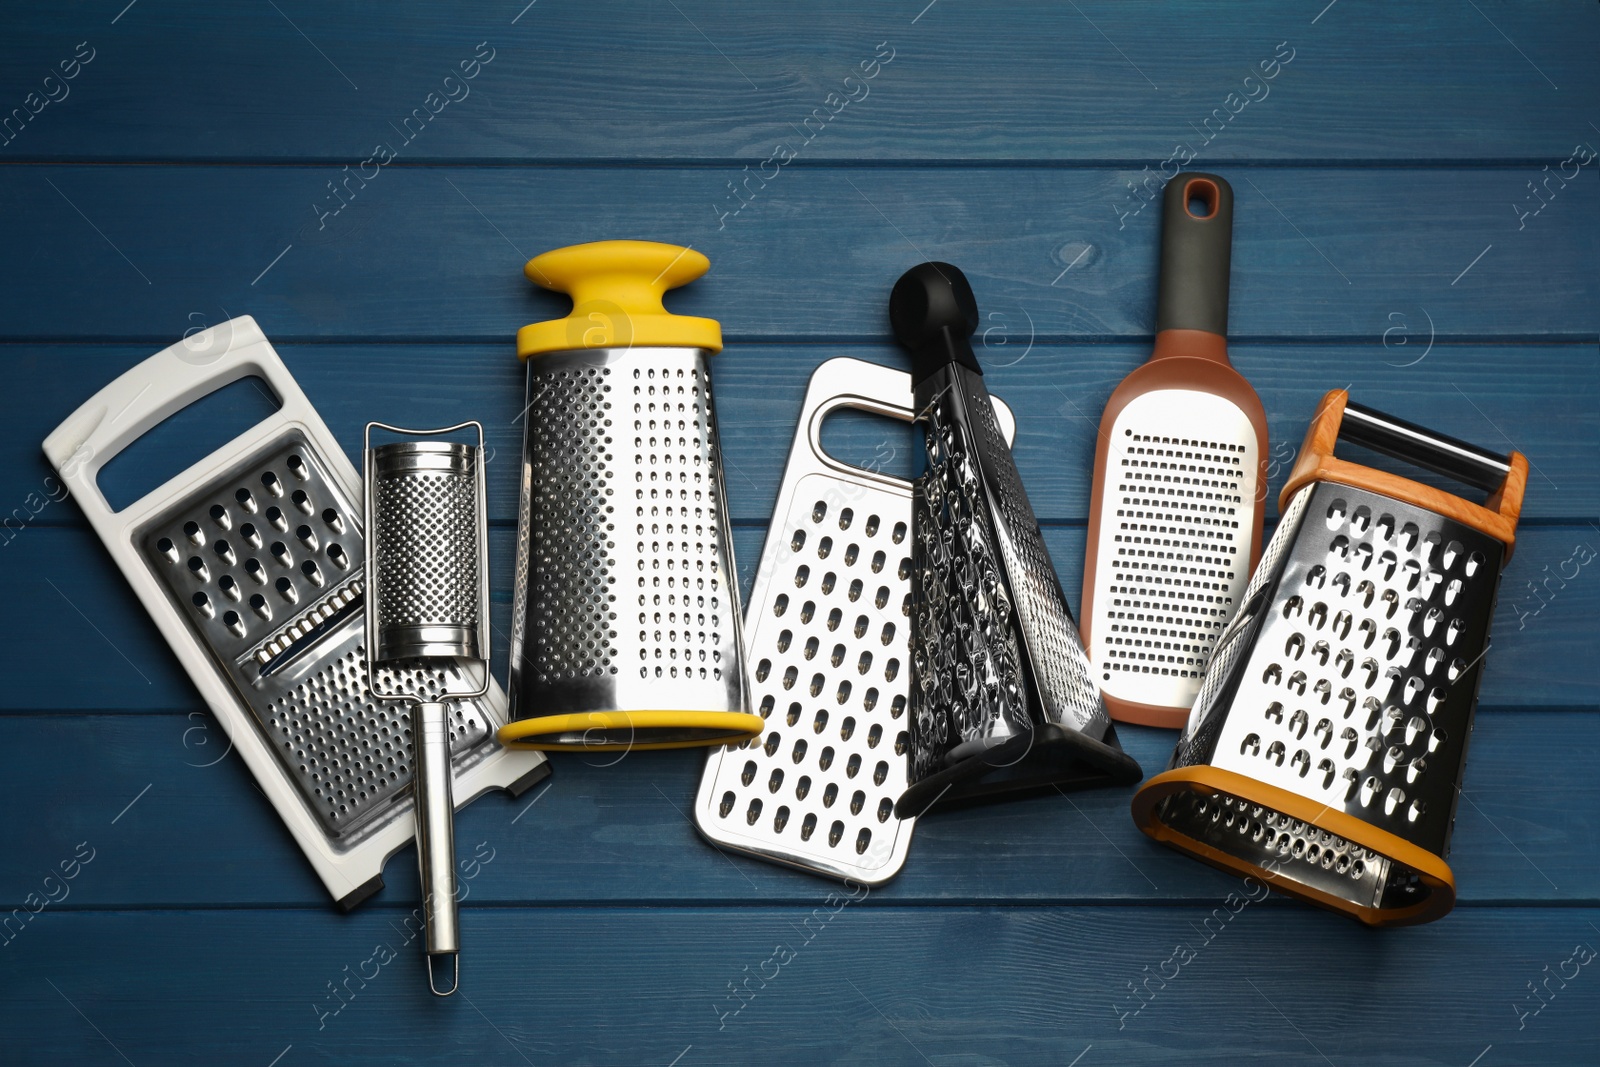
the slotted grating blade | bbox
[694,358,1013,883]
[1087,390,1260,712]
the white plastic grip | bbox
[42,316,330,519]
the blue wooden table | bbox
[3,3,1597,1064]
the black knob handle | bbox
[1156,173,1234,336]
[890,261,983,383]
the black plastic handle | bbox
[1155,173,1234,336]
[1340,401,1512,494]
[890,261,982,384]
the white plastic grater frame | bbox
[1084,389,1260,715]
[42,317,546,909]
[693,357,1013,884]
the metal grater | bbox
[890,264,1143,819]
[44,318,547,909]
[694,358,1015,884]
[1083,173,1267,729]
[502,241,761,750]
[1134,390,1527,926]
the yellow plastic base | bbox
[497,710,763,752]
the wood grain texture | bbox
[1,2,1595,162]
[11,341,1597,528]
[4,523,1594,713]
[0,710,1591,910]
[0,166,1593,342]
[3,908,1597,1066]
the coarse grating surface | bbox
[1169,480,1508,887]
[1088,390,1259,711]
[139,433,492,837]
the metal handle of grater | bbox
[1339,401,1512,494]
[414,701,459,994]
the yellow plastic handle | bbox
[517,240,723,359]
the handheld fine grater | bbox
[1133,390,1527,926]
[42,318,548,909]
[693,358,1015,884]
[889,264,1143,820]
[1082,173,1268,730]
[500,241,763,751]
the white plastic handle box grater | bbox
[43,317,548,909]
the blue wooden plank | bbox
[2,906,1596,1066]
[1,2,1595,162]
[5,523,1594,712]
[0,166,1593,342]
[0,709,1592,909]
[10,341,1597,527]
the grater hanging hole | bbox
[209,504,232,530]
[800,813,818,840]
[266,506,287,533]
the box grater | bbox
[43,318,548,909]
[500,241,763,751]
[889,263,1143,819]
[694,357,1015,884]
[1082,173,1268,729]
[1132,390,1528,926]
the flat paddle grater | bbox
[1133,390,1527,926]
[694,357,1015,884]
[43,317,547,909]
[1082,173,1268,729]
[889,263,1143,820]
